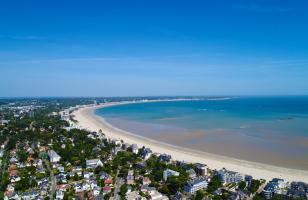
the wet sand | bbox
[72,101,308,182]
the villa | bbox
[163,169,180,181]
[184,177,210,194]
[217,168,244,184]
[86,158,103,169]
[48,150,61,163]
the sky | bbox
[0,0,308,97]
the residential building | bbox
[86,159,103,169]
[131,144,139,154]
[195,163,207,176]
[163,169,180,181]
[217,169,244,184]
[125,191,146,200]
[148,190,169,200]
[127,170,135,185]
[142,148,152,159]
[186,169,197,179]
[184,177,209,194]
[48,150,61,163]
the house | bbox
[10,175,21,183]
[195,163,208,176]
[82,182,90,191]
[0,150,4,158]
[86,159,103,169]
[127,170,135,185]
[125,191,147,200]
[100,172,112,180]
[93,186,101,196]
[289,181,308,198]
[48,150,61,163]
[103,186,112,194]
[184,177,210,194]
[217,168,244,184]
[262,178,292,199]
[72,166,83,176]
[186,169,197,179]
[163,169,179,181]
[148,190,169,200]
[83,171,94,179]
[58,166,65,173]
[131,144,139,154]
[112,146,122,155]
[244,175,253,186]
[104,178,113,185]
[172,191,186,200]
[159,154,171,162]
[143,177,151,185]
[1,119,9,125]
[263,182,277,199]
[112,139,122,146]
[73,183,83,192]
[142,148,152,159]
[56,190,65,200]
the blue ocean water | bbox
[96,96,308,169]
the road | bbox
[111,168,124,200]
[45,160,57,199]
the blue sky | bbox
[0,0,308,97]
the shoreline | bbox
[72,101,308,182]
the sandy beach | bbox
[72,101,308,182]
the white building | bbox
[218,169,244,184]
[48,150,61,163]
[148,190,169,200]
[86,159,103,169]
[184,177,209,194]
[163,169,180,181]
[131,144,139,154]
[125,191,146,200]
[195,163,208,176]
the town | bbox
[0,98,307,200]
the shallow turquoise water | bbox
[96,97,308,169]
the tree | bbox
[195,190,205,200]
[160,184,171,196]
[238,181,246,190]
[17,149,28,163]
[119,184,128,197]
[247,179,261,194]
[253,194,265,200]
[207,175,222,193]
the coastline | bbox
[72,101,308,182]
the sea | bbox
[95,96,308,170]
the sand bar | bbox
[72,100,308,182]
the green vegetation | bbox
[248,179,261,194]
[207,175,222,193]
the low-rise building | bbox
[86,158,103,169]
[163,169,180,181]
[48,150,61,163]
[186,169,197,179]
[217,169,244,184]
[127,170,135,185]
[148,190,169,200]
[125,191,146,200]
[184,177,209,194]
[195,163,208,176]
[142,148,152,159]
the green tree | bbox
[238,181,246,190]
[247,179,261,194]
[207,175,222,193]
[119,184,128,197]
[195,190,205,200]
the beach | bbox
[72,101,308,182]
